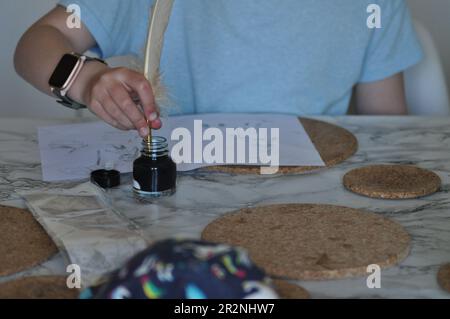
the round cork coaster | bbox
[272,280,310,299]
[202,204,410,280]
[343,165,441,199]
[204,118,358,174]
[0,205,58,276]
[437,263,450,293]
[0,276,79,299]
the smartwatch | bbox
[49,53,107,110]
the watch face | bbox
[49,54,80,89]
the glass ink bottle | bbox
[133,136,177,198]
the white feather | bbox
[144,0,175,103]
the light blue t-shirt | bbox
[59,0,423,115]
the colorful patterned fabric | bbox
[80,239,278,299]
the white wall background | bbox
[0,0,449,118]
[408,0,450,96]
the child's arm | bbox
[14,6,160,136]
[354,73,408,115]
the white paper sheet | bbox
[38,114,325,182]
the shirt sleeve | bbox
[358,0,424,83]
[58,0,151,59]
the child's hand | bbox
[70,62,162,137]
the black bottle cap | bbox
[90,169,121,189]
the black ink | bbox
[133,137,177,198]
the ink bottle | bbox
[133,136,177,198]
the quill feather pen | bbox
[144,0,174,107]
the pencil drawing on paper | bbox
[48,140,89,154]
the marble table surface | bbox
[1,116,450,299]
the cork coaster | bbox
[204,118,358,174]
[437,263,450,293]
[272,280,310,299]
[202,204,410,280]
[0,276,79,299]
[343,165,441,199]
[0,205,58,276]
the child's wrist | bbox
[68,60,109,106]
